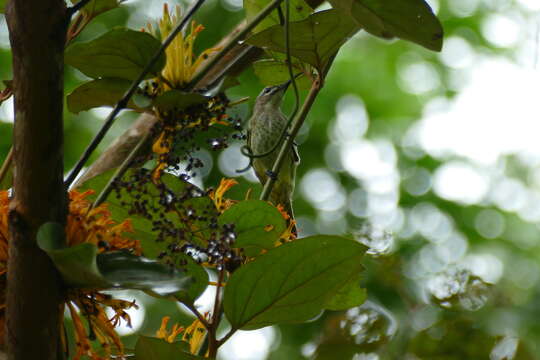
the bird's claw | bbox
[265,170,278,180]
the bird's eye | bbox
[263,87,272,94]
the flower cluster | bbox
[0,189,140,360]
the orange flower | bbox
[0,189,142,359]
[66,189,141,254]
[156,316,185,343]
[209,178,238,213]
[67,291,138,360]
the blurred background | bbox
[2,0,540,358]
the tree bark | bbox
[5,1,68,359]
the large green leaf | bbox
[218,200,286,257]
[252,59,311,90]
[77,170,211,302]
[244,0,312,33]
[247,10,360,71]
[223,235,367,330]
[37,222,193,295]
[77,0,119,19]
[67,78,148,114]
[77,169,215,256]
[329,0,443,51]
[135,336,204,360]
[324,277,367,311]
[77,169,163,259]
[65,28,165,80]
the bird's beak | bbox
[278,80,292,91]
[278,73,303,91]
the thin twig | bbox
[0,146,13,186]
[184,303,211,330]
[187,0,285,90]
[211,267,225,326]
[206,267,226,358]
[217,328,236,348]
[91,131,151,209]
[64,0,207,188]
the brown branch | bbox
[72,113,156,188]
[5,0,68,359]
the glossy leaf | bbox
[253,59,311,90]
[77,171,211,301]
[37,222,193,295]
[135,336,203,360]
[152,90,209,111]
[66,78,148,114]
[247,9,360,71]
[172,254,209,304]
[328,0,443,51]
[223,235,367,330]
[218,200,286,257]
[65,28,165,80]
[77,169,214,256]
[244,0,312,33]
[77,0,118,19]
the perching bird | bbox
[247,80,300,222]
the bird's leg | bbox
[265,170,278,180]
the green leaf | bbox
[152,90,209,111]
[135,336,204,360]
[65,28,165,80]
[253,59,311,90]
[67,78,148,114]
[172,254,209,305]
[218,200,286,257]
[328,0,443,51]
[244,0,312,33]
[78,0,118,19]
[247,10,360,71]
[37,222,194,295]
[0,0,7,13]
[324,277,367,311]
[77,169,214,255]
[223,235,367,330]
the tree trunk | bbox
[5,1,68,359]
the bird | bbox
[247,80,300,226]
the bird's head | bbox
[254,80,291,109]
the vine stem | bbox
[259,55,336,201]
[187,0,284,90]
[64,0,207,189]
